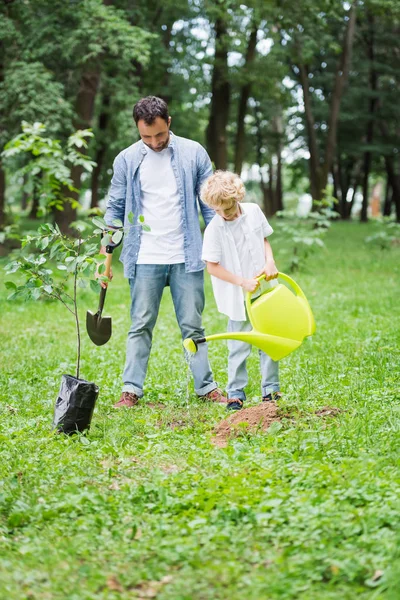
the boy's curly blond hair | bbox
[201,170,245,218]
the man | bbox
[101,96,227,407]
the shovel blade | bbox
[86,310,112,346]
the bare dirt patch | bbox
[212,402,281,448]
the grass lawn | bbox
[0,219,399,599]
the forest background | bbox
[0,0,400,231]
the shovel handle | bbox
[104,251,113,280]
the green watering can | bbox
[183,272,316,361]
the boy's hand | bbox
[240,278,260,292]
[256,259,278,281]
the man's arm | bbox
[97,153,127,286]
[104,153,127,226]
[196,145,215,226]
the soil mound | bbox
[213,402,281,448]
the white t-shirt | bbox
[202,203,273,321]
[137,138,185,264]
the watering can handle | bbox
[247,272,307,304]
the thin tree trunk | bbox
[0,164,5,230]
[383,155,400,222]
[234,22,258,175]
[321,2,357,193]
[275,145,283,212]
[55,67,101,233]
[361,12,378,223]
[298,60,321,201]
[29,172,42,219]
[206,9,230,169]
[91,93,110,208]
[297,3,356,205]
[383,173,392,217]
[254,106,272,216]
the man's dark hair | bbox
[133,96,169,126]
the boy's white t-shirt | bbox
[202,203,273,321]
[137,138,185,264]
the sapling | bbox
[4,213,144,378]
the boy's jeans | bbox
[227,317,280,401]
[122,264,216,398]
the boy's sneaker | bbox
[262,392,283,403]
[227,398,244,411]
[200,388,228,404]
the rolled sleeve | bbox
[104,153,127,226]
[196,145,215,226]
[258,206,274,237]
[202,223,221,264]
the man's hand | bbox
[240,277,260,293]
[256,258,278,282]
[96,249,113,289]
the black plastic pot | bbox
[52,374,99,435]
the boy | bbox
[201,170,281,411]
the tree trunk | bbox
[297,2,356,206]
[383,174,392,217]
[360,12,378,223]
[91,93,110,209]
[234,23,258,175]
[383,155,400,222]
[206,11,230,169]
[320,2,357,194]
[275,145,283,212]
[0,164,5,230]
[29,171,42,219]
[55,67,100,233]
[298,61,321,201]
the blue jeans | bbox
[122,264,217,397]
[227,318,280,401]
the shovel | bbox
[86,245,115,346]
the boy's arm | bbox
[206,261,259,293]
[255,239,278,280]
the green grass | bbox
[1,220,400,599]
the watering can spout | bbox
[184,272,316,360]
[184,331,301,361]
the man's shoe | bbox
[200,388,228,404]
[113,392,139,408]
[262,392,283,403]
[227,398,243,411]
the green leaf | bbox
[101,234,111,247]
[90,279,101,293]
[43,285,53,294]
[112,218,123,227]
[111,229,123,244]
[4,281,17,290]
[57,265,67,271]
[98,263,106,275]
[142,224,151,232]
[138,215,145,223]
[128,211,134,224]
[92,217,106,229]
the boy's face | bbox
[215,202,240,221]
[137,116,171,152]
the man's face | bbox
[137,116,171,152]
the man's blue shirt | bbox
[104,132,214,278]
